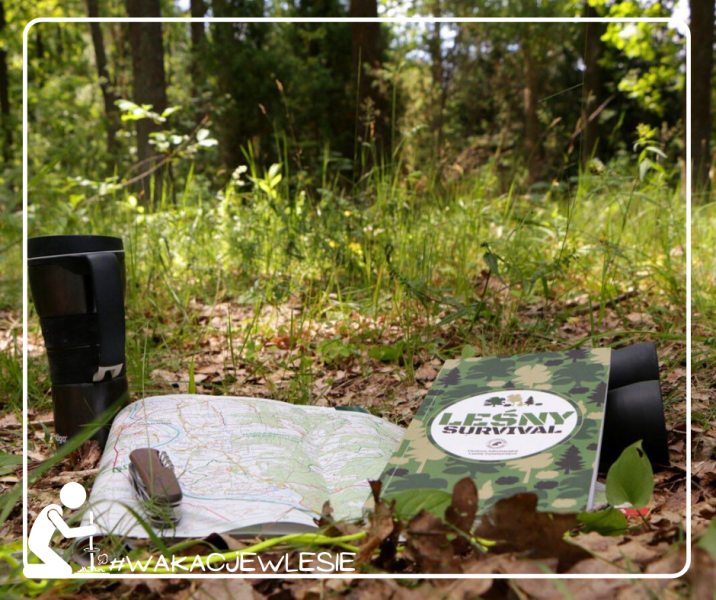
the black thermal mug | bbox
[28,235,129,447]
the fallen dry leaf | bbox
[414,363,438,381]
[474,493,591,571]
[358,481,400,569]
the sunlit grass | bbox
[0,155,688,594]
[692,199,716,320]
[21,156,687,417]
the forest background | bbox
[0,0,713,595]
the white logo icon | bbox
[24,482,97,578]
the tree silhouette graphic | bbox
[443,368,461,387]
[556,444,584,475]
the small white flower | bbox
[231,165,248,186]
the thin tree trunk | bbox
[350,0,384,149]
[690,0,714,193]
[86,0,119,156]
[36,28,44,59]
[582,6,605,167]
[126,0,168,204]
[523,41,542,183]
[0,1,11,164]
[190,0,207,123]
[428,1,447,159]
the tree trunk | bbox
[350,0,384,150]
[36,28,44,59]
[581,6,605,167]
[523,41,542,184]
[690,0,714,194]
[126,0,168,204]
[428,1,447,159]
[0,1,11,164]
[190,0,207,123]
[86,0,119,156]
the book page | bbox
[86,395,404,538]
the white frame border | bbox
[22,16,692,580]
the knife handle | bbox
[129,448,182,505]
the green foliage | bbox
[697,518,716,562]
[577,507,628,535]
[577,440,656,535]
[0,4,696,590]
[602,2,684,117]
[369,342,407,363]
[388,488,453,520]
[1,10,686,205]
[318,339,361,365]
[116,99,179,124]
[0,450,22,476]
[605,441,655,509]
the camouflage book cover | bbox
[378,349,611,514]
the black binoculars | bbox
[28,235,129,448]
[600,342,670,472]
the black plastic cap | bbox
[28,235,123,260]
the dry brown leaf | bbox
[358,481,399,568]
[442,574,493,598]
[190,578,263,600]
[404,509,456,573]
[414,364,438,381]
[445,477,478,553]
[474,493,591,572]
[72,440,103,471]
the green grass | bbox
[0,202,22,414]
[20,155,687,415]
[693,199,716,319]
[0,153,690,593]
[691,195,716,442]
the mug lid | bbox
[28,235,124,259]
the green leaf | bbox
[605,440,654,509]
[461,344,477,358]
[196,128,210,142]
[115,99,139,112]
[578,508,628,535]
[638,157,653,180]
[483,251,500,277]
[644,145,667,159]
[387,489,452,520]
[161,106,181,118]
[369,342,405,362]
[267,163,282,180]
[0,451,22,477]
[697,518,716,561]
[188,359,196,394]
[40,422,51,445]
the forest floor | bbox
[0,173,708,597]
[0,290,704,598]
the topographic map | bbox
[86,395,405,538]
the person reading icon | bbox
[24,482,96,578]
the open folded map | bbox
[86,395,404,538]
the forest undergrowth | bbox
[0,156,706,595]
